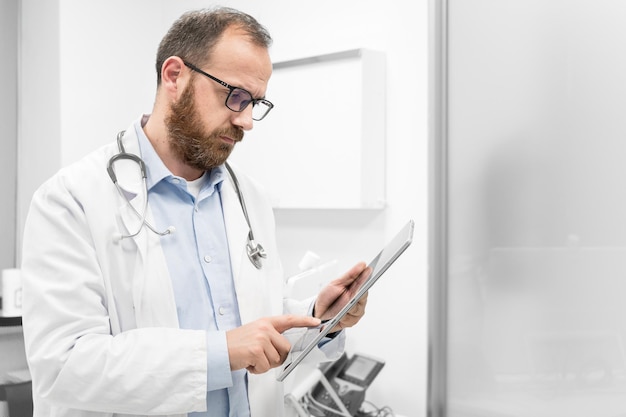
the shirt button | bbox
[218,306,225,315]
[204,255,212,263]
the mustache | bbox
[213,126,244,143]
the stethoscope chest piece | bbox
[246,238,267,270]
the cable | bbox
[303,392,349,416]
[356,400,395,417]
[302,393,395,417]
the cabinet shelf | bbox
[0,317,21,327]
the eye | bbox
[228,88,253,111]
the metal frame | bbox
[428,0,449,416]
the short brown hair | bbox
[155,7,272,84]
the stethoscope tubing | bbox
[108,130,265,269]
[224,162,267,269]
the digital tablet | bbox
[277,219,414,382]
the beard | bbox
[166,81,244,171]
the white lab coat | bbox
[21,121,341,417]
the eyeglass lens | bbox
[227,88,272,121]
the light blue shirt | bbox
[134,119,250,417]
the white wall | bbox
[18,2,428,416]
[1,0,26,384]
[0,0,18,271]
[17,0,61,258]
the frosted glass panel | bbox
[445,0,626,415]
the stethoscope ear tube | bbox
[107,130,147,184]
[107,152,147,184]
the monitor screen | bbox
[341,355,378,383]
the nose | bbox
[231,105,254,131]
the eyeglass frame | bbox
[183,61,274,121]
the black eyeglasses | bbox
[183,61,274,121]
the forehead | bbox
[206,26,272,94]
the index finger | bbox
[269,315,322,334]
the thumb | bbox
[335,262,370,286]
[269,315,322,334]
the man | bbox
[20,7,368,417]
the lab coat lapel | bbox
[114,126,179,328]
[221,175,248,283]
[116,190,144,241]
[131,223,179,328]
[221,171,258,324]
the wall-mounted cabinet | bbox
[0,317,21,328]
[230,49,386,209]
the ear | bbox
[160,56,187,97]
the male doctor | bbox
[20,7,368,417]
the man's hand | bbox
[226,315,320,374]
[314,262,371,333]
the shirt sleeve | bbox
[305,298,345,348]
[206,330,234,390]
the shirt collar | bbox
[133,115,226,193]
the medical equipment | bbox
[107,130,267,269]
[285,352,386,417]
[310,353,385,417]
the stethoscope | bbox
[107,131,267,269]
